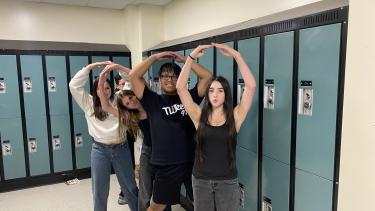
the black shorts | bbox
[152,163,191,205]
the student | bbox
[176,43,257,211]
[129,51,212,211]
[69,62,138,211]
[114,73,126,92]
[100,63,172,211]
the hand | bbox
[87,61,112,71]
[212,43,239,58]
[152,51,175,61]
[171,52,187,63]
[190,45,213,59]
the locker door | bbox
[21,55,50,176]
[216,42,234,95]
[0,55,26,180]
[46,55,73,173]
[69,56,91,169]
[294,23,342,211]
[198,47,214,73]
[184,49,198,89]
[92,56,110,79]
[236,37,260,211]
[262,31,294,211]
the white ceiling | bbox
[20,0,174,10]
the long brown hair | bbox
[92,78,114,121]
[117,90,141,140]
[196,76,237,169]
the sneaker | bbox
[118,193,128,205]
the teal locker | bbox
[92,56,110,79]
[0,118,26,180]
[184,49,198,89]
[263,156,290,211]
[26,115,50,176]
[198,47,214,73]
[237,147,258,211]
[20,55,46,116]
[74,114,91,169]
[216,42,234,94]
[263,32,294,163]
[295,169,333,211]
[112,56,130,68]
[237,37,260,152]
[69,56,89,115]
[0,55,21,119]
[294,24,341,211]
[50,115,73,172]
[46,56,69,115]
[20,55,50,176]
[296,23,341,179]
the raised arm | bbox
[176,45,213,127]
[172,50,213,97]
[129,51,175,99]
[98,64,131,117]
[213,43,256,131]
[69,61,112,111]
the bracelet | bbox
[188,54,196,60]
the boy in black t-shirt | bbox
[129,51,212,211]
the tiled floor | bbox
[0,175,186,211]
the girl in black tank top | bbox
[176,43,257,211]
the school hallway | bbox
[0,174,186,211]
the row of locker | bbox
[148,23,343,211]
[0,54,130,181]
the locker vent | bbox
[304,10,339,26]
[215,33,235,43]
[262,197,272,211]
[262,20,296,34]
[237,28,260,39]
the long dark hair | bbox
[117,90,141,140]
[92,77,114,121]
[196,76,237,169]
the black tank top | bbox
[192,124,237,180]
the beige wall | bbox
[0,0,125,44]
[164,0,321,40]
[338,0,375,210]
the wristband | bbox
[188,54,196,60]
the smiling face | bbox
[121,92,141,110]
[96,81,112,99]
[208,80,225,108]
[158,62,181,95]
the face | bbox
[208,81,225,108]
[97,81,112,99]
[159,72,178,94]
[117,78,125,90]
[121,94,141,109]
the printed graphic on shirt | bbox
[162,103,187,116]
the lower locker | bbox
[294,169,333,211]
[26,115,50,176]
[237,147,258,211]
[73,114,92,169]
[262,156,290,211]
[0,118,26,180]
[50,115,73,173]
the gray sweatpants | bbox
[192,175,240,211]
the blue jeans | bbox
[192,175,240,211]
[91,141,138,211]
[138,145,171,211]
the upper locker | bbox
[20,55,51,176]
[0,55,27,180]
[45,55,73,173]
[262,31,295,211]
[184,49,198,89]
[236,37,260,211]
[294,23,342,211]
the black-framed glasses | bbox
[160,75,178,81]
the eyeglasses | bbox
[160,75,178,81]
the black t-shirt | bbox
[139,119,151,147]
[140,85,203,165]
